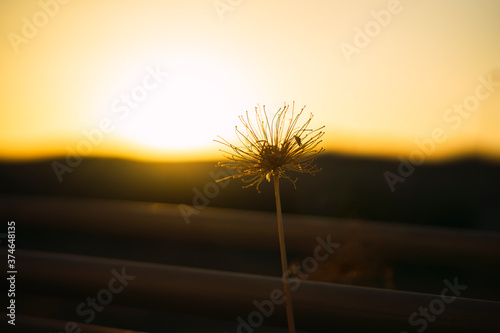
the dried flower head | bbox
[215,102,325,192]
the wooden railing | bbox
[1,195,500,332]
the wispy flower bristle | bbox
[215,102,325,192]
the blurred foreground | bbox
[1,154,500,332]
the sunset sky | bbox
[1,0,499,162]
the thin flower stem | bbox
[273,174,296,333]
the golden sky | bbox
[1,0,499,161]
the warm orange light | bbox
[1,0,499,162]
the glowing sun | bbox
[115,73,236,152]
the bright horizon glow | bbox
[114,73,236,151]
[1,0,500,162]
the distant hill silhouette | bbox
[1,153,499,230]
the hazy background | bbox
[1,0,500,162]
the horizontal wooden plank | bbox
[2,195,500,267]
[9,249,500,333]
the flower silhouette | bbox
[215,102,325,192]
